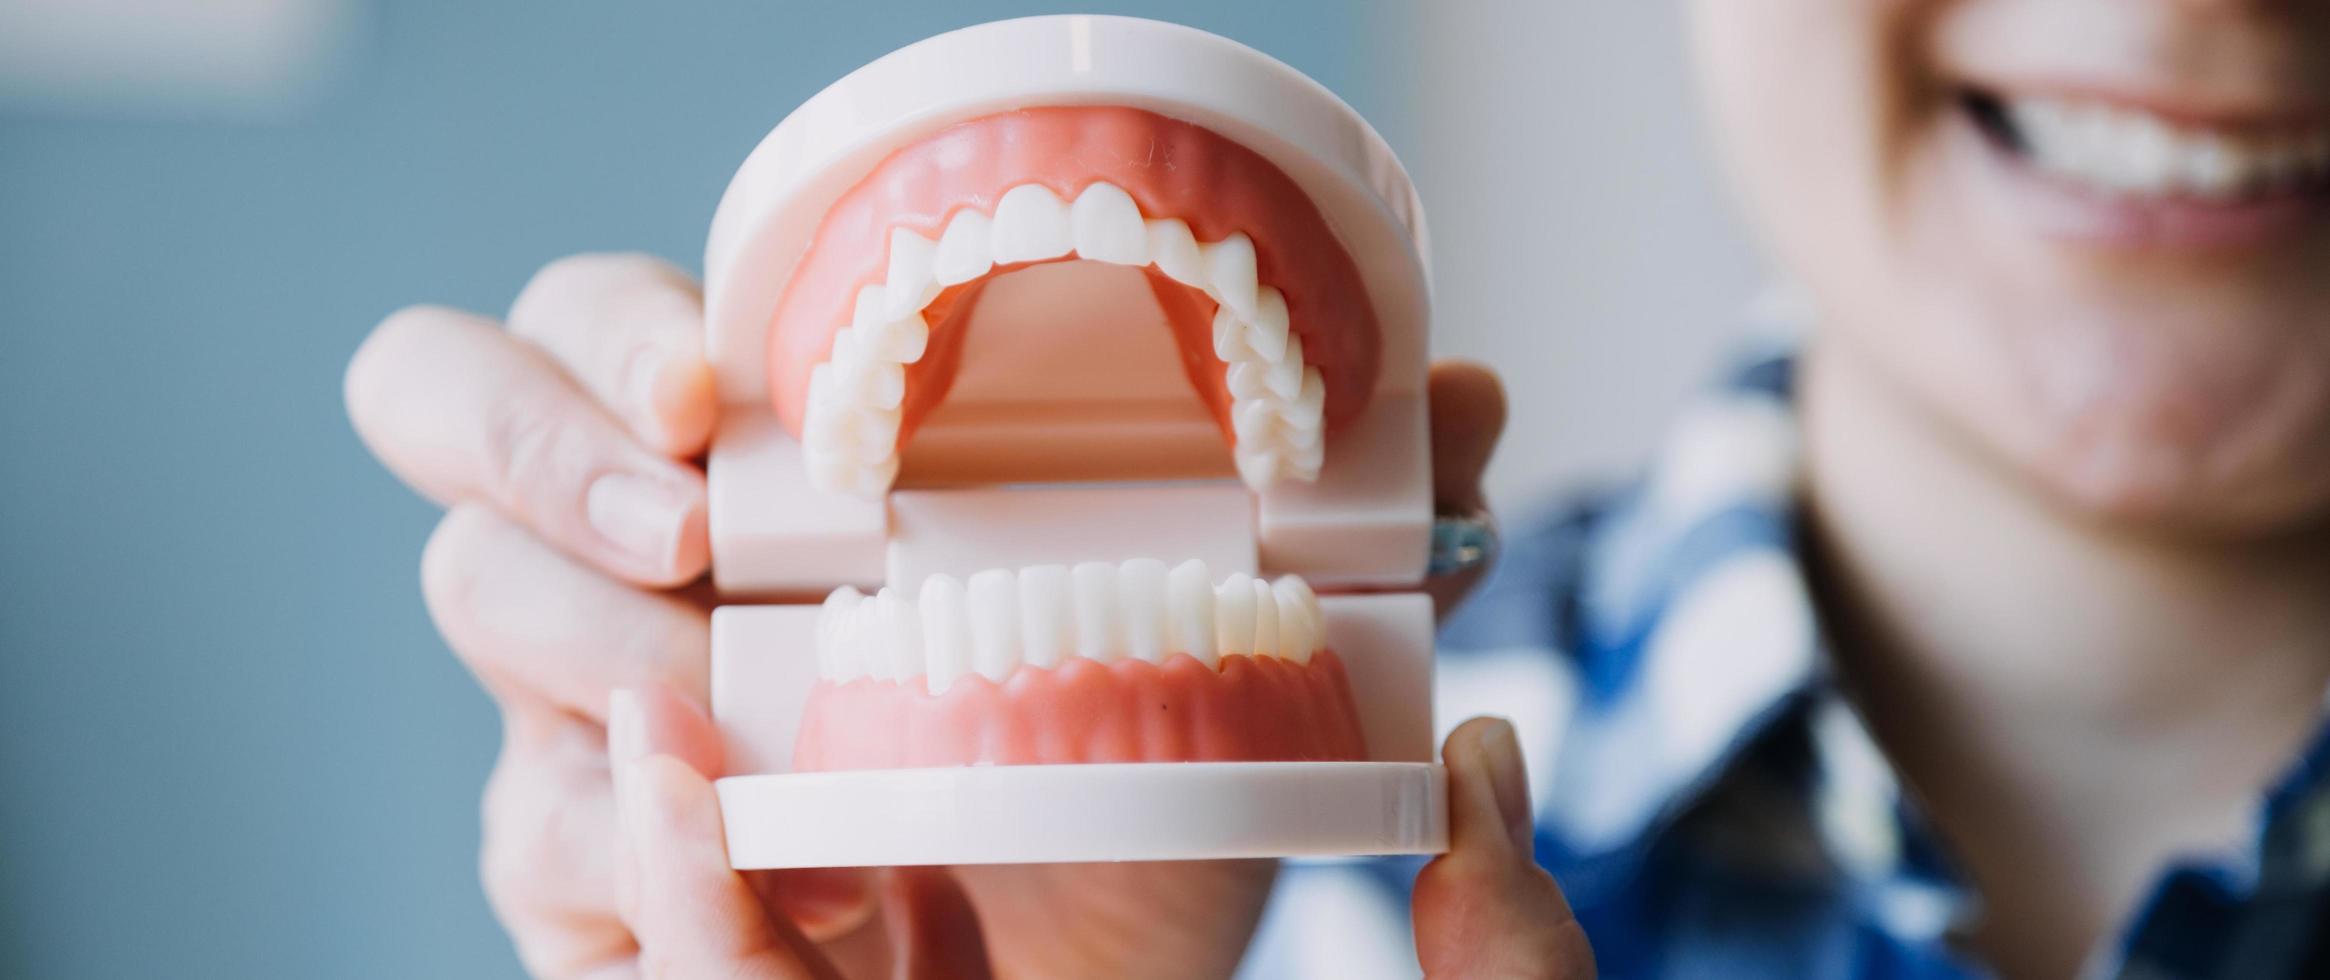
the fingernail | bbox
[1477,718,1533,852]
[586,472,691,573]
[637,350,717,448]
[609,688,647,839]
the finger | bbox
[1424,360,1507,618]
[347,304,708,585]
[614,754,832,979]
[596,688,877,941]
[882,868,993,980]
[1428,360,1506,515]
[1413,718,1594,980]
[748,869,880,944]
[508,254,718,458]
[423,506,708,719]
[608,687,726,933]
[479,717,636,979]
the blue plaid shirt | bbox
[1243,347,2330,979]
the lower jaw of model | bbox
[791,560,1366,770]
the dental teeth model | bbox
[698,16,1445,869]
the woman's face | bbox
[1693,0,2330,534]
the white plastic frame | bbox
[700,16,1447,868]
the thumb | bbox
[1413,717,1595,980]
[611,692,832,980]
[1425,361,1507,620]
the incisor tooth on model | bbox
[1118,558,1169,663]
[967,569,1019,682]
[1168,559,1217,668]
[1071,561,1119,663]
[1215,572,1256,657]
[920,574,972,694]
[991,184,1072,263]
[1017,564,1071,669]
[1071,182,1150,265]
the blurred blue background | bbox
[0,2,1411,976]
[0,1,1755,976]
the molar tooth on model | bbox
[1273,576,1319,665]
[818,587,865,680]
[1247,288,1293,365]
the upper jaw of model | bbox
[800,175,1327,496]
[760,101,1385,500]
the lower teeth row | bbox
[817,559,1323,696]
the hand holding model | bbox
[344,252,1563,975]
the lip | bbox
[1951,103,2330,252]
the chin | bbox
[1978,319,2330,538]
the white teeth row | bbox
[801,180,1326,497]
[2005,96,2330,200]
[815,560,1325,696]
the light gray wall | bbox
[1410,1,1765,513]
[0,3,1412,976]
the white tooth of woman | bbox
[2005,93,2330,200]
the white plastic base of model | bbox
[711,592,1438,867]
[718,761,1445,869]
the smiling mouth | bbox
[1962,89,2330,203]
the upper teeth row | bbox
[801,180,1327,497]
[2006,96,2330,199]
[816,559,1325,696]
